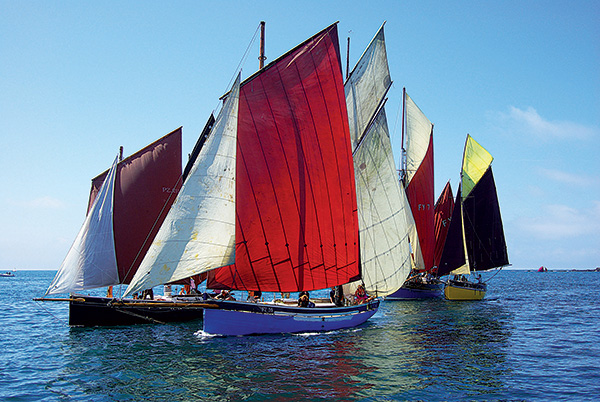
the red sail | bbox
[405,132,435,271]
[208,24,359,292]
[433,181,454,270]
[87,128,182,284]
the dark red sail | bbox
[87,128,182,283]
[437,186,466,277]
[433,181,454,270]
[208,24,360,292]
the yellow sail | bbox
[461,134,493,200]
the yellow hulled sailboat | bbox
[437,135,509,300]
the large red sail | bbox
[208,24,360,292]
[87,128,182,283]
[433,181,454,270]
[405,132,435,271]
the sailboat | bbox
[122,22,416,336]
[386,89,443,300]
[437,135,509,300]
[343,22,413,300]
[35,128,227,326]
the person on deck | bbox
[354,285,372,304]
[330,285,345,307]
[297,292,310,307]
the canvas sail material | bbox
[463,168,509,271]
[345,23,391,151]
[208,24,360,292]
[353,107,413,296]
[125,75,241,296]
[438,135,508,276]
[433,181,454,269]
[437,187,467,277]
[86,129,182,284]
[403,92,434,271]
[343,24,412,296]
[462,134,493,199]
[46,157,119,295]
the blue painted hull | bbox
[386,282,443,300]
[203,299,380,336]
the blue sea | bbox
[1,270,599,401]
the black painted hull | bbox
[68,294,224,327]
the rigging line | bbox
[212,22,262,115]
[33,300,69,327]
[485,266,503,283]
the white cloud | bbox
[537,167,598,187]
[518,201,600,240]
[492,106,598,141]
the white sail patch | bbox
[125,75,241,296]
[46,156,119,295]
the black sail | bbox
[437,187,466,277]
[462,167,509,271]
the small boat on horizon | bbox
[1,270,15,277]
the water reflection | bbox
[354,299,513,400]
[54,323,379,401]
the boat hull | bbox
[444,280,486,300]
[203,299,380,336]
[386,281,443,300]
[68,294,224,326]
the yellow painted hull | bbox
[444,281,486,301]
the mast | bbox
[346,36,350,80]
[459,134,471,275]
[259,21,266,69]
[400,87,407,185]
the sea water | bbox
[1,270,599,401]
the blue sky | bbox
[1,0,598,270]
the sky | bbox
[1,0,598,271]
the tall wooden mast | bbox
[259,21,266,69]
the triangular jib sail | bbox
[46,157,120,296]
[125,74,241,296]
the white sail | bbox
[345,23,392,151]
[46,157,119,295]
[353,108,413,296]
[404,93,433,184]
[124,75,241,296]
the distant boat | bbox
[538,266,548,272]
[437,135,510,300]
[1,271,15,277]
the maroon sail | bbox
[208,24,360,292]
[87,128,182,283]
[433,181,454,270]
[437,187,465,277]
